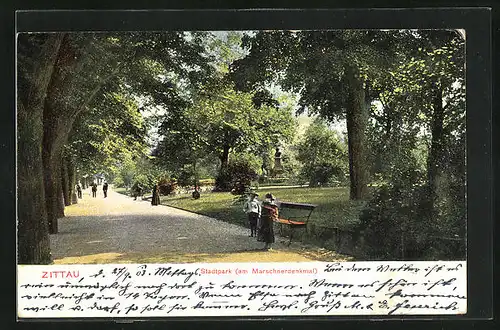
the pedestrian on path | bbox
[91,182,97,198]
[258,193,277,250]
[151,183,160,206]
[76,184,82,199]
[243,192,261,237]
[103,181,109,198]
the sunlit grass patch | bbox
[160,187,363,230]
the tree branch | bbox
[78,64,123,114]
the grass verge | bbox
[159,187,364,231]
[113,187,129,196]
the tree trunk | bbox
[42,35,85,233]
[17,100,52,264]
[69,161,78,204]
[17,33,64,264]
[427,83,446,210]
[220,144,230,170]
[61,156,71,206]
[43,143,64,234]
[193,160,199,187]
[345,66,369,200]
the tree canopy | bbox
[17,29,467,263]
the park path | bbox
[50,186,351,264]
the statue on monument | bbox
[274,147,283,171]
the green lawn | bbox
[113,187,129,196]
[159,187,365,231]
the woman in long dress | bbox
[258,194,278,250]
[151,184,160,206]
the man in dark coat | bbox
[76,184,82,198]
[151,184,160,206]
[91,182,97,198]
[103,182,109,198]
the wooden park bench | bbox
[274,201,317,246]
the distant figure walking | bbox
[258,193,278,250]
[91,182,97,198]
[103,182,109,198]
[76,184,82,199]
[243,192,261,237]
[151,184,160,206]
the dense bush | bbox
[215,158,258,194]
[356,162,465,260]
[158,177,178,196]
[302,162,346,187]
[133,174,153,191]
[356,180,424,260]
[214,168,232,192]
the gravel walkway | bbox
[50,187,350,264]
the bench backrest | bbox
[279,201,317,211]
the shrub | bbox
[356,183,421,260]
[158,177,178,196]
[297,118,349,187]
[356,171,465,261]
[305,162,345,187]
[214,168,232,192]
[215,158,258,194]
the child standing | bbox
[243,192,261,237]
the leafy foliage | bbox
[231,30,398,119]
[63,31,218,183]
[296,118,348,186]
[357,182,426,260]
[156,84,296,186]
[68,91,148,177]
[112,154,164,194]
[215,156,259,194]
[356,30,465,260]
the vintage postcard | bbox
[15,10,480,320]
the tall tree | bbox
[357,30,466,259]
[17,33,64,263]
[397,31,465,220]
[230,30,398,199]
[41,33,127,233]
[157,85,296,187]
